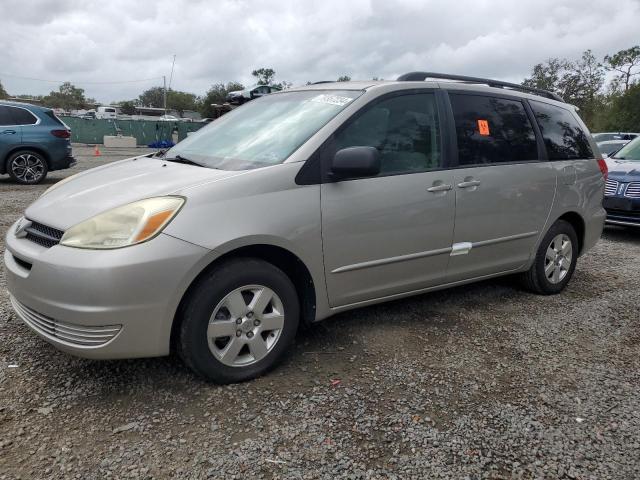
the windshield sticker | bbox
[311,94,354,107]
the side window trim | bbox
[444,89,543,169]
[3,106,40,126]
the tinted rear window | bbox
[9,107,38,125]
[530,101,593,160]
[450,94,538,166]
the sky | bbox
[1,0,639,103]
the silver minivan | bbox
[4,73,607,383]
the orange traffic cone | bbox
[94,145,101,157]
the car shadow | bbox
[603,225,640,244]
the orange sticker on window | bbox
[477,119,490,136]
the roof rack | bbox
[396,71,564,102]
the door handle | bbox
[457,180,481,188]
[1,130,17,135]
[427,183,452,192]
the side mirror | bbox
[330,146,380,180]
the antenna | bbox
[169,54,176,90]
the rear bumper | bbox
[49,153,75,171]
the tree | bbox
[522,58,569,93]
[522,52,605,127]
[137,86,199,114]
[118,100,136,115]
[251,68,276,85]
[337,75,351,82]
[604,46,640,91]
[598,83,640,132]
[138,86,165,108]
[43,82,91,110]
[0,79,7,99]
[199,81,244,117]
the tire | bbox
[178,258,300,384]
[7,150,48,185]
[520,219,578,295]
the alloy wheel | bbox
[544,234,573,284]
[207,285,285,367]
[11,154,45,183]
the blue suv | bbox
[0,101,75,184]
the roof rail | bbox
[396,71,564,102]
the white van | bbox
[95,106,118,120]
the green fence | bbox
[60,117,204,146]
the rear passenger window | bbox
[530,101,593,160]
[9,107,38,125]
[0,106,13,126]
[450,94,538,166]
[334,93,441,175]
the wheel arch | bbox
[556,211,585,254]
[170,243,317,352]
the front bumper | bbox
[4,223,209,359]
[603,196,640,227]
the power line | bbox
[0,72,164,85]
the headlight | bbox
[60,196,185,249]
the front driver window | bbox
[334,93,442,175]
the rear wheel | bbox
[7,150,48,185]
[178,258,300,383]
[521,220,578,295]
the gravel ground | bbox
[1,146,639,479]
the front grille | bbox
[625,182,640,198]
[604,179,619,196]
[10,296,122,348]
[24,220,64,248]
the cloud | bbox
[0,0,638,102]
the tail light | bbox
[51,129,71,139]
[597,158,608,180]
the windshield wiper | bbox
[162,154,203,167]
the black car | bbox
[603,137,640,227]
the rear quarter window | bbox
[530,101,593,160]
[449,94,538,166]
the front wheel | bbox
[7,150,48,185]
[178,258,300,383]
[521,220,578,295]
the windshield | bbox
[599,142,626,155]
[611,137,640,161]
[166,90,362,170]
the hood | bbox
[26,156,239,230]
[605,159,640,181]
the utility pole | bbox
[163,75,167,116]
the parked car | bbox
[603,137,640,227]
[95,106,117,120]
[593,132,639,142]
[5,73,606,383]
[597,139,629,157]
[226,84,281,105]
[0,101,75,184]
[158,114,180,122]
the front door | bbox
[321,92,456,307]
[445,93,556,282]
